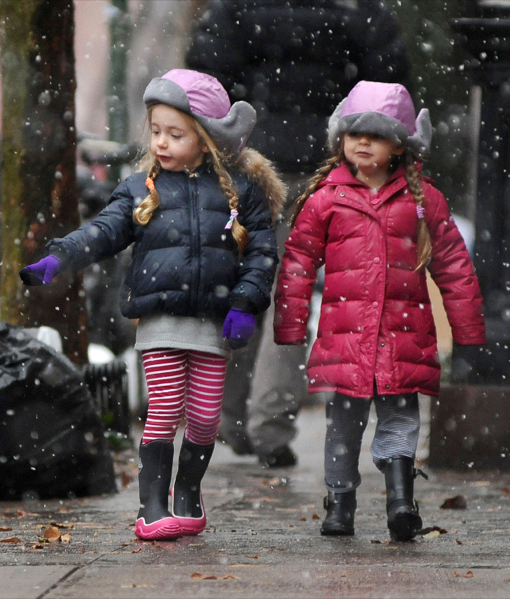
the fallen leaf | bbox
[454,571,473,578]
[131,548,141,554]
[418,526,448,536]
[463,541,486,545]
[440,495,467,510]
[42,526,61,542]
[0,527,12,532]
[423,530,440,538]
[4,509,29,518]
[262,477,284,487]
[28,544,45,550]
[300,517,306,521]
[456,539,463,545]
[0,537,21,543]
[121,472,134,488]
[61,533,71,544]
[50,522,74,529]
[502,488,510,494]
[312,514,320,520]
[191,572,240,580]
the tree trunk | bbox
[0,0,88,364]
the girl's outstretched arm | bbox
[44,179,137,275]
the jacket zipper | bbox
[188,172,200,313]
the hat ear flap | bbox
[327,98,347,151]
[407,108,433,158]
[196,101,257,155]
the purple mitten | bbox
[223,308,257,349]
[19,255,61,286]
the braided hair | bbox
[133,109,249,253]
[403,150,431,270]
[291,151,342,227]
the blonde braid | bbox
[133,159,162,225]
[209,147,249,253]
[291,150,342,227]
[404,151,431,270]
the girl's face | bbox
[343,132,404,186]
[150,104,209,172]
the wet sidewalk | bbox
[2,397,510,598]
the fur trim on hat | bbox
[143,76,256,155]
[234,148,286,223]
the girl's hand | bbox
[223,308,257,349]
[19,255,61,286]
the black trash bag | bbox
[0,323,117,499]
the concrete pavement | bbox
[2,397,510,598]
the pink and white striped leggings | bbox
[141,349,227,445]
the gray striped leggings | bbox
[324,392,420,493]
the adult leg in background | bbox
[220,172,311,467]
[217,314,264,455]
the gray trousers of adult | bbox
[220,173,310,456]
[324,392,420,494]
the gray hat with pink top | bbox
[328,81,433,158]
[143,69,256,155]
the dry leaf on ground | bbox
[440,495,467,510]
[454,571,473,578]
[418,526,448,536]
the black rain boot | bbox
[320,491,356,536]
[172,438,215,535]
[135,440,181,540]
[383,457,427,542]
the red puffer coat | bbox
[274,162,486,398]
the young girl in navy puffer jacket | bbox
[20,69,285,541]
[274,81,486,542]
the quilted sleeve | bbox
[425,185,486,345]
[273,191,329,344]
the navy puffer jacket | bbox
[46,162,278,319]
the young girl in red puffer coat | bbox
[273,81,486,542]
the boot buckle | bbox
[414,467,429,480]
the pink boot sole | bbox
[135,516,181,541]
[171,492,206,535]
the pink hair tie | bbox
[416,205,425,219]
[225,209,238,230]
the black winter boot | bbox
[320,490,356,536]
[172,438,215,535]
[135,440,181,540]
[383,457,427,542]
